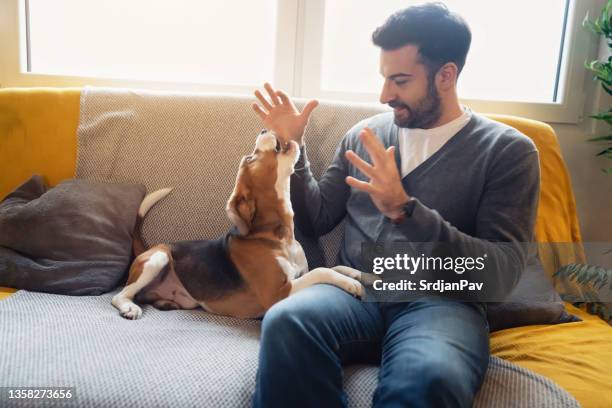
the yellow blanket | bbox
[0,88,79,198]
[491,303,612,407]
[0,287,15,301]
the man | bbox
[251,2,540,407]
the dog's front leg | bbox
[331,265,377,286]
[290,267,364,298]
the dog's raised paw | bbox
[337,275,364,299]
[331,265,361,279]
[350,280,365,298]
[120,303,143,320]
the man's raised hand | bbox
[252,83,319,146]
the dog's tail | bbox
[133,188,173,257]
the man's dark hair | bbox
[372,2,471,78]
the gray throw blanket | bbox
[0,289,581,408]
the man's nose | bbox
[379,80,394,105]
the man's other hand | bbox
[345,128,411,220]
[252,83,319,146]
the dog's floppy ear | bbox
[226,186,256,235]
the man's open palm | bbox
[345,128,410,219]
[252,83,319,145]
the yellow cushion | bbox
[0,287,16,300]
[0,87,81,200]
[491,302,612,408]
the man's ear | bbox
[436,62,458,91]
[226,186,256,235]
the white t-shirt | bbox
[399,107,472,178]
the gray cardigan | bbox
[290,112,540,301]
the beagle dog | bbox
[111,130,364,320]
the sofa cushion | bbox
[0,175,145,295]
[486,257,581,332]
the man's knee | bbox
[261,289,331,348]
[261,300,302,345]
[415,358,477,404]
[378,354,485,407]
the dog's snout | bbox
[255,129,280,152]
[260,129,268,135]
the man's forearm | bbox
[290,143,351,238]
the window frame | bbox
[0,0,601,124]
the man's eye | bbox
[395,80,408,86]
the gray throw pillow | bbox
[0,175,145,295]
[486,255,581,332]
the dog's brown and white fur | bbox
[111,130,364,320]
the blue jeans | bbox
[253,284,490,408]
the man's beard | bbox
[389,78,442,129]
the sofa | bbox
[0,87,611,407]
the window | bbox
[0,0,601,123]
[26,0,277,86]
[319,0,569,103]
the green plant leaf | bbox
[587,134,612,142]
[584,10,599,33]
[584,1,612,175]
[597,146,612,152]
[588,112,612,125]
[602,3,611,34]
[555,263,612,295]
[586,60,600,71]
[603,82,612,96]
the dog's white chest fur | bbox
[277,240,308,281]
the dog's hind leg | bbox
[112,247,171,320]
[152,299,181,310]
